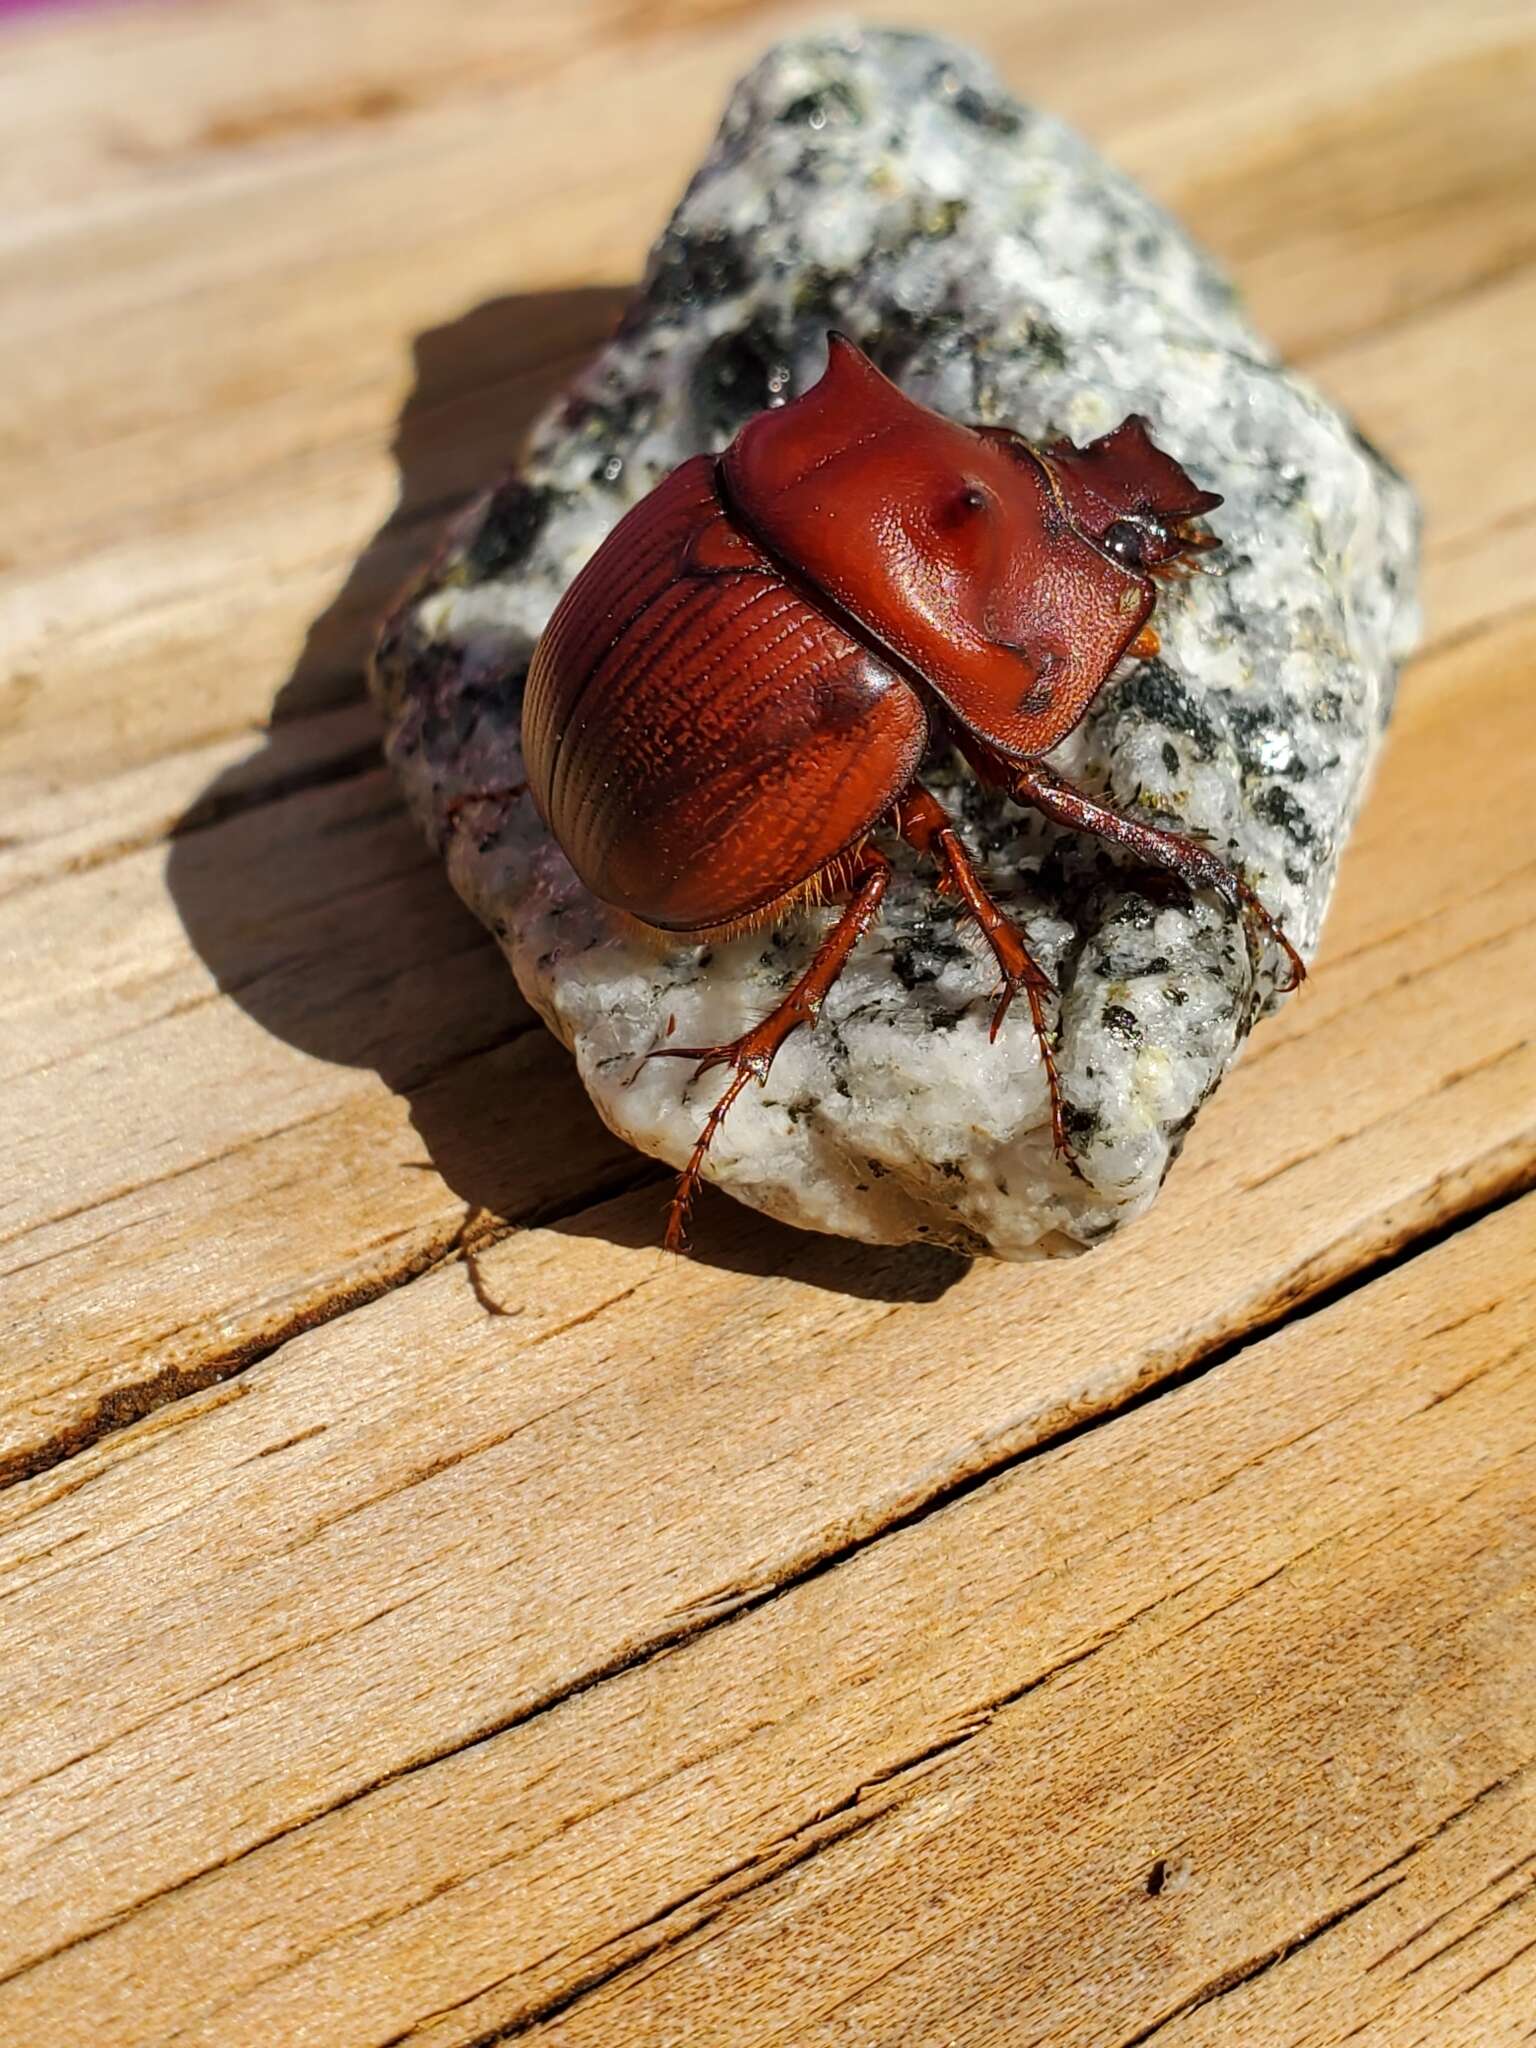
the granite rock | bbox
[371,27,1420,1260]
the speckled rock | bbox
[371,27,1419,1260]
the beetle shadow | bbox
[166,285,968,1311]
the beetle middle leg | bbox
[890,784,1070,1158]
[648,845,892,1253]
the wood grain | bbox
[1,0,1533,2042]
[4,1184,1531,2045]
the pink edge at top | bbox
[0,0,132,17]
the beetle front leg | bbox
[890,784,1071,1160]
[998,755,1305,992]
[647,846,892,1253]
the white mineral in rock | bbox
[372,27,1420,1260]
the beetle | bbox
[513,333,1302,1249]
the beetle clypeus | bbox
[512,334,1302,1249]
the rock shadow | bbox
[166,285,967,1309]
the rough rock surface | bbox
[371,27,1420,1260]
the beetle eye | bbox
[1102,518,1148,567]
[959,485,988,513]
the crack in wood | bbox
[428,1813,894,2047]
[1438,1927,1536,2010]
[400,1688,1095,2048]
[253,1421,330,1459]
[10,571,1522,925]
[0,1147,657,1492]
[1362,1819,1536,1983]
[8,608,1531,1500]
[396,1546,1512,2047]
[1403,1863,1536,1979]
[533,1276,659,1346]
[170,739,393,837]
[0,1098,348,1258]
[318,1190,1536,2039]
[1356,1765,1531,1894]
[0,733,385,907]
[1417,1340,1525,1412]
[4,1583,436,1812]
[275,1380,626,1559]
[1108,1873,1412,2048]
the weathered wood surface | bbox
[1,1,1533,2043]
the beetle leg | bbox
[647,846,892,1252]
[997,755,1306,993]
[891,784,1071,1160]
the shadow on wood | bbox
[165,285,968,1308]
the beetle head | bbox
[1036,415,1222,575]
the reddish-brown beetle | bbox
[519,335,1302,1248]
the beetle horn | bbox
[723,331,924,509]
[820,330,902,405]
[1045,414,1222,526]
[825,329,876,370]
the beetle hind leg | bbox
[647,846,892,1253]
[891,784,1072,1160]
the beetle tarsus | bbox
[997,967,1077,1164]
[661,1063,759,1253]
[648,848,892,1253]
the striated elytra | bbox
[519,334,1302,1250]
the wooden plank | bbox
[2,1178,1529,2044]
[0,600,1532,1986]
[4,0,1517,229]
[504,1200,1535,2048]
[1,0,1527,841]
[1151,1794,1536,2046]
[1321,264,1536,648]
[1182,36,1536,359]
[1,2,1532,2041]
[2,576,1531,1473]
